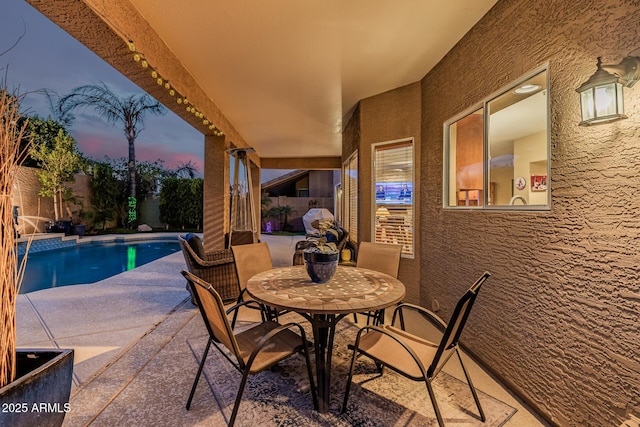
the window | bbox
[372,139,414,257]
[446,108,485,206]
[342,151,358,244]
[445,67,549,209]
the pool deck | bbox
[15,234,546,426]
[16,233,304,385]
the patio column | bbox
[251,161,261,237]
[203,134,230,252]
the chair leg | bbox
[373,308,385,326]
[425,378,445,427]
[455,349,486,421]
[398,304,406,330]
[229,368,251,427]
[301,339,318,410]
[341,344,360,413]
[353,313,358,323]
[186,339,212,410]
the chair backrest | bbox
[182,270,243,362]
[428,272,490,377]
[231,242,273,291]
[356,242,402,278]
[178,236,199,271]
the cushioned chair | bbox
[341,272,490,427]
[231,242,280,327]
[353,242,403,325]
[182,271,317,426]
[179,235,240,302]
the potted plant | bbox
[1,83,74,426]
[302,219,340,283]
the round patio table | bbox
[246,265,406,413]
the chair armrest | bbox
[182,240,234,267]
[225,300,265,317]
[351,325,430,379]
[199,252,235,266]
[336,230,350,251]
[392,302,447,331]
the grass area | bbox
[263,231,305,236]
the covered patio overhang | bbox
[24,0,496,249]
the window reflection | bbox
[488,70,548,206]
[447,109,484,207]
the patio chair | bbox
[342,271,491,427]
[353,242,402,325]
[231,242,282,327]
[182,270,317,426]
[179,234,240,303]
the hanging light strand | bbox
[127,40,224,136]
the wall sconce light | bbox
[576,56,640,126]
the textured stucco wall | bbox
[359,82,422,304]
[203,134,230,251]
[418,0,640,425]
[308,170,335,198]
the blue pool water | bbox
[19,240,180,294]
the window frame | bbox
[371,137,415,258]
[443,64,551,211]
[342,150,359,244]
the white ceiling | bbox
[129,0,499,158]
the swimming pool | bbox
[19,240,181,294]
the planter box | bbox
[0,349,74,427]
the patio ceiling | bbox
[127,0,499,160]
[29,0,499,161]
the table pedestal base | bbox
[305,313,346,413]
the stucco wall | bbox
[418,0,640,425]
[359,82,422,304]
[308,170,335,198]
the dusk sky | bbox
[0,0,205,175]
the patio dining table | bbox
[246,264,406,413]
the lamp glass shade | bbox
[578,81,625,126]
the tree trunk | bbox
[128,138,136,199]
[53,190,59,221]
[128,138,137,227]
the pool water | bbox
[19,240,181,294]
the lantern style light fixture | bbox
[576,56,640,126]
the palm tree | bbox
[276,205,296,232]
[174,160,198,179]
[60,83,165,224]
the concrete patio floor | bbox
[15,234,548,426]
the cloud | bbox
[1,0,204,174]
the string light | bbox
[126,39,224,136]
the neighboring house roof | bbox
[261,170,308,192]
